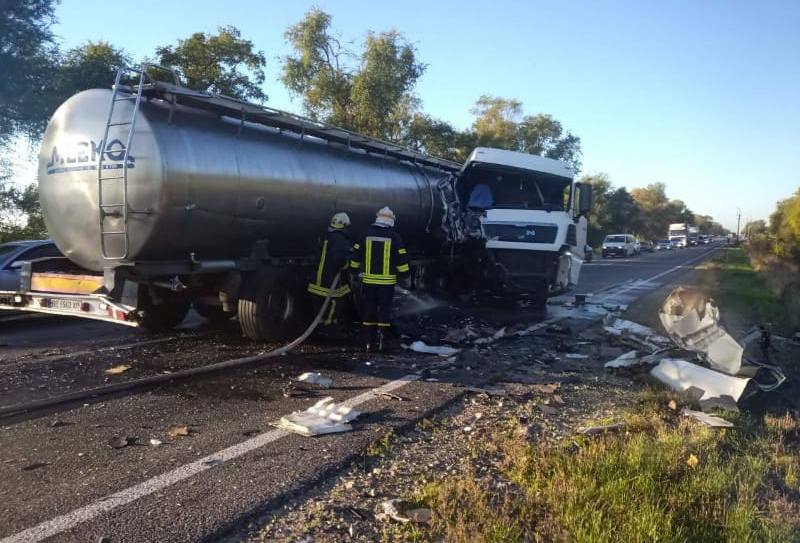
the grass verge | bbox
[401,394,800,543]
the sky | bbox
[18,0,800,231]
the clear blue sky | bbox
[45,0,800,231]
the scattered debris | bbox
[277,397,361,437]
[378,391,405,401]
[149,439,163,446]
[681,408,734,428]
[104,364,131,375]
[650,358,751,401]
[404,341,460,356]
[532,383,560,394]
[376,500,432,524]
[605,350,641,368]
[296,372,334,389]
[166,425,190,438]
[578,422,626,436]
[21,462,48,471]
[442,326,479,344]
[538,405,558,415]
[565,353,589,360]
[603,316,670,351]
[49,420,72,427]
[668,399,678,410]
[659,287,743,375]
[108,436,136,449]
[698,395,739,414]
[686,453,700,468]
[465,386,506,397]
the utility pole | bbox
[736,207,741,245]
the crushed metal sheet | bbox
[681,408,734,428]
[296,372,333,389]
[603,316,671,350]
[605,350,665,369]
[650,358,751,401]
[659,287,743,375]
[276,397,360,437]
[404,341,460,356]
[104,364,131,375]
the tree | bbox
[281,9,425,141]
[0,0,59,145]
[405,113,465,162]
[468,95,582,171]
[470,95,521,150]
[155,26,267,101]
[607,187,640,235]
[631,183,687,241]
[578,173,612,246]
[53,41,131,98]
[518,114,582,171]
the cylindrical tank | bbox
[38,89,449,272]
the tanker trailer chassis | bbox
[1,67,591,340]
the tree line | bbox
[2,2,723,244]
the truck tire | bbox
[194,302,234,324]
[238,271,312,341]
[138,289,190,333]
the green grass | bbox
[700,248,785,329]
[399,394,800,543]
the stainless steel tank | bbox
[38,89,448,272]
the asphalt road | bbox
[0,243,722,543]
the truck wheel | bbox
[138,289,190,333]
[238,271,312,341]
[194,302,234,324]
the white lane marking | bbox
[594,247,718,304]
[2,321,561,543]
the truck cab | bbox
[456,148,591,299]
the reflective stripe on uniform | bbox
[307,283,351,297]
[315,240,328,285]
[362,273,397,285]
[396,263,410,272]
[398,248,407,254]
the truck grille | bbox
[482,223,558,244]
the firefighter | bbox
[307,212,354,331]
[350,207,411,351]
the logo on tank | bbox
[45,139,135,175]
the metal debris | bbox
[650,358,751,401]
[166,425,190,438]
[659,287,743,375]
[681,408,734,428]
[404,341,460,356]
[276,397,361,437]
[296,372,334,389]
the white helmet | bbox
[374,206,395,227]
[330,212,351,229]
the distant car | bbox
[640,240,654,253]
[0,240,63,291]
[670,238,684,249]
[583,244,593,263]
[602,234,637,258]
[657,239,672,251]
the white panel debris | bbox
[276,397,360,436]
[603,316,671,350]
[681,408,734,428]
[296,372,334,389]
[659,287,743,375]
[404,341,460,356]
[650,358,751,401]
[605,350,641,368]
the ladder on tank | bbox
[97,64,180,260]
[96,66,147,260]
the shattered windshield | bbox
[463,170,571,211]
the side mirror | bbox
[577,184,592,216]
[9,261,24,269]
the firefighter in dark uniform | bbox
[307,212,354,330]
[350,207,410,351]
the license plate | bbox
[49,299,83,311]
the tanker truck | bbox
[0,67,592,340]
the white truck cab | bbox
[457,148,591,299]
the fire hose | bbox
[0,274,342,417]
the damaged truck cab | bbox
[456,148,592,298]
